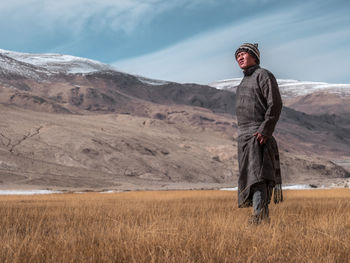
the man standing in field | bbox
[234,43,283,224]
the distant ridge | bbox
[209,78,350,98]
[0,48,114,74]
[0,48,349,190]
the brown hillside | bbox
[1,56,350,190]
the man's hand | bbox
[253,132,268,145]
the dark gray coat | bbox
[235,65,283,207]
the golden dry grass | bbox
[0,189,350,263]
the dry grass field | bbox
[1,189,350,263]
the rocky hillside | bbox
[0,49,349,190]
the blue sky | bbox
[1,0,349,84]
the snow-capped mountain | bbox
[0,49,114,74]
[208,78,242,90]
[136,75,170,86]
[0,48,170,86]
[0,48,236,115]
[1,48,350,191]
[0,52,49,80]
[209,78,350,98]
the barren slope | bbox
[0,104,238,190]
[0,50,349,190]
[1,103,349,191]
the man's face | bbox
[236,51,257,70]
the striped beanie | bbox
[235,43,260,64]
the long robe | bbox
[235,65,283,208]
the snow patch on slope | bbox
[0,49,174,85]
[0,49,114,74]
[0,190,62,195]
[0,53,50,80]
[136,75,170,86]
[209,78,350,98]
[209,78,242,90]
[220,184,327,191]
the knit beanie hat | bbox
[235,43,260,64]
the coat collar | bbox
[243,64,260,76]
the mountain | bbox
[0,49,236,115]
[0,49,349,191]
[0,49,114,74]
[209,78,350,98]
[211,77,350,181]
[210,78,350,116]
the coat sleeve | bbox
[257,73,283,137]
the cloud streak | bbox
[0,0,349,83]
[0,0,218,35]
[114,2,350,84]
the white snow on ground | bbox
[220,185,327,191]
[209,78,350,98]
[136,75,170,86]
[0,52,49,80]
[220,187,238,191]
[0,48,114,74]
[0,190,62,195]
[209,78,242,90]
[282,184,315,190]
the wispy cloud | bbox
[114,2,350,84]
[0,0,217,35]
[0,0,349,83]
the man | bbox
[234,43,283,224]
